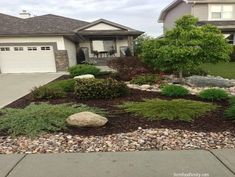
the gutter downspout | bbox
[191,1,196,16]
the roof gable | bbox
[85,22,122,31]
[76,19,134,31]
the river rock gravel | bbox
[0,128,234,154]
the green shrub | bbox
[125,47,132,57]
[47,79,75,92]
[224,96,235,120]
[229,96,235,105]
[182,67,208,77]
[130,74,159,85]
[74,78,128,99]
[230,45,235,62]
[161,85,189,97]
[68,64,100,77]
[31,86,66,100]
[0,103,105,137]
[120,99,217,122]
[225,105,235,120]
[199,88,229,101]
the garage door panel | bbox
[0,46,56,73]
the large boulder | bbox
[66,112,108,127]
[74,74,95,80]
[186,76,235,88]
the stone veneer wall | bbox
[54,50,69,71]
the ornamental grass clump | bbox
[224,96,235,120]
[161,85,189,97]
[68,64,100,77]
[199,88,229,101]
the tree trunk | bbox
[179,69,183,84]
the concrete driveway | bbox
[0,73,63,108]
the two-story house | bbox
[158,0,235,44]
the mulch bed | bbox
[5,88,235,137]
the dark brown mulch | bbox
[5,88,235,136]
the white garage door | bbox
[0,46,56,73]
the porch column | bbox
[127,36,134,55]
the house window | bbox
[92,39,116,52]
[210,5,233,20]
[14,47,24,51]
[0,47,10,51]
[28,47,37,51]
[41,46,51,50]
[224,34,234,44]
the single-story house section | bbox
[0,11,143,73]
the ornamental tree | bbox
[141,15,233,81]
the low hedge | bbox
[74,78,128,99]
[68,64,100,77]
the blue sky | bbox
[0,0,173,36]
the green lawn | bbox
[201,62,235,79]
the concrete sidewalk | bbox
[0,150,234,177]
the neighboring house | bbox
[0,11,143,73]
[158,0,235,44]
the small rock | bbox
[66,112,108,127]
[140,85,151,90]
[74,74,95,79]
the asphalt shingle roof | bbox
[0,13,90,35]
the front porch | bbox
[78,35,134,60]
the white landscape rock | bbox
[74,74,95,80]
[66,112,108,127]
[140,84,151,90]
[228,86,235,95]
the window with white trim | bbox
[28,47,37,51]
[0,47,10,51]
[210,5,233,20]
[14,47,24,51]
[41,46,51,50]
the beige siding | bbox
[192,4,209,20]
[85,23,121,31]
[63,38,77,66]
[164,1,192,30]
